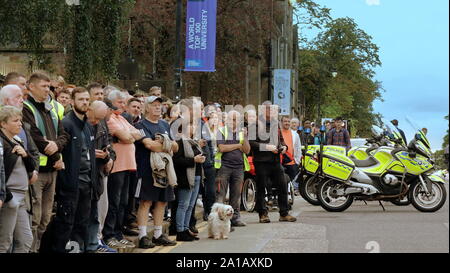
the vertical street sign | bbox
[273,69,292,115]
[185,0,217,72]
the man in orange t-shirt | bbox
[280,116,302,188]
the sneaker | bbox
[123,226,139,237]
[176,230,194,242]
[153,234,177,246]
[138,236,156,249]
[231,220,247,227]
[96,244,118,253]
[259,213,271,223]
[118,238,135,248]
[105,238,127,249]
[279,215,297,222]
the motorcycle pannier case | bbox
[321,151,355,181]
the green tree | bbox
[443,115,449,149]
[0,0,134,85]
[299,17,383,137]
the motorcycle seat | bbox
[351,157,378,167]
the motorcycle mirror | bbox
[320,125,326,133]
[415,133,422,141]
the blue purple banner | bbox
[184,0,217,72]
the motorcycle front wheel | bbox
[299,175,321,206]
[317,179,354,212]
[409,180,447,213]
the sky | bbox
[301,0,449,151]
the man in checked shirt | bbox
[326,116,351,149]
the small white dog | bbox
[208,203,234,240]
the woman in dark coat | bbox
[0,106,36,253]
[172,119,205,241]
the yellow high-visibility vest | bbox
[214,127,250,171]
[23,100,61,166]
[51,100,65,121]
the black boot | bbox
[176,230,194,242]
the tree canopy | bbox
[298,17,383,137]
[0,0,135,85]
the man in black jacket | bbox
[0,140,5,209]
[52,87,97,253]
[85,100,117,253]
[23,72,69,252]
[249,101,297,224]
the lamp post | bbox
[174,0,182,100]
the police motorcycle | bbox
[347,125,412,206]
[297,126,347,206]
[316,119,447,212]
[298,124,412,207]
[347,125,394,160]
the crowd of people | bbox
[0,71,353,253]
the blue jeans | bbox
[176,176,201,232]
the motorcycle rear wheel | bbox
[241,178,257,212]
[317,179,354,212]
[299,175,321,206]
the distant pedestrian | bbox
[87,83,104,102]
[301,120,314,145]
[326,117,351,149]
[56,89,72,115]
[313,125,322,145]
[390,119,408,146]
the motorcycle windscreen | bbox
[405,116,431,149]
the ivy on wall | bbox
[0,0,135,85]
